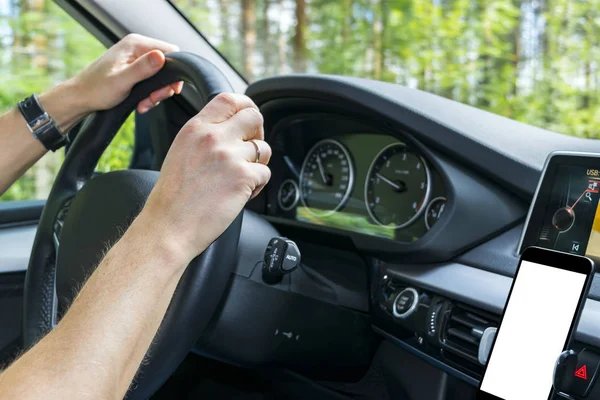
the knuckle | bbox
[199,131,219,147]
[213,92,237,113]
[123,33,141,43]
[187,112,206,127]
[247,107,264,126]
[214,146,232,163]
[241,94,257,107]
[232,162,250,180]
[263,166,272,183]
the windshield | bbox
[171,1,599,139]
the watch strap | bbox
[18,94,68,152]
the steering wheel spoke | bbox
[52,198,71,253]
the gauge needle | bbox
[283,190,293,203]
[569,188,591,210]
[376,173,401,191]
[316,156,328,185]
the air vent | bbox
[441,304,498,367]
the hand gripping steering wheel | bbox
[22,52,241,399]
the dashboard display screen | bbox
[478,254,590,400]
[521,155,600,260]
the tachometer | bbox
[299,139,354,217]
[365,143,431,229]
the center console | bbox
[372,267,500,385]
[372,151,600,399]
[372,261,600,399]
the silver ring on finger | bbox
[250,140,261,163]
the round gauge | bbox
[299,139,354,217]
[425,197,447,230]
[365,143,431,229]
[278,179,300,211]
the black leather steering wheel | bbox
[23,52,241,399]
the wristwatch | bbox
[18,94,68,151]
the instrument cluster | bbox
[264,116,447,243]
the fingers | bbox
[171,81,184,95]
[121,49,166,89]
[120,35,184,114]
[220,107,264,141]
[198,93,258,124]
[136,86,171,114]
[137,82,185,114]
[122,33,180,56]
[248,163,272,199]
[240,140,272,165]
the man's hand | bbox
[0,34,184,196]
[138,93,272,264]
[71,33,184,115]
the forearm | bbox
[0,80,89,195]
[0,214,190,399]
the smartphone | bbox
[477,247,594,400]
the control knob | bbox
[262,237,301,284]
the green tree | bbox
[172,0,600,140]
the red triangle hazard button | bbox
[575,365,588,380]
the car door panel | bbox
[0,272,25,364]
[0,201,40,364]
[0,224,37,274]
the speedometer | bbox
[299,139,354,217]
[365,143,431,229]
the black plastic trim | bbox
[164,0,247,84]
[373,326,479,387]
[55,0,119,47]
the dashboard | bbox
[264,115,446,243]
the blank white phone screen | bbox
[479,260,587,400]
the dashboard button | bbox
[392,288,419,319]
[554,349,600,398]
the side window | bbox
[0,1,134,201]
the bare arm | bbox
[0,33,184,196]
[0,219,186,398]
[0,92,272,399]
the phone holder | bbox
[554,349,600,398]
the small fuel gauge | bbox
[425,197,447,230]
[278,179,300,211]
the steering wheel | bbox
[23,52,242,399]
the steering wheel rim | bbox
[23,52,241,399]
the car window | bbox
[171,0,600,139]
[0,1,134,202]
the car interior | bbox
[2,1,600,399]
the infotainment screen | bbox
[520,152,600,260]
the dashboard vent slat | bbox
[442,304,498,367]
[447,328,480,346]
